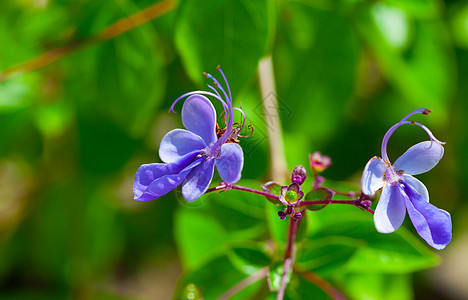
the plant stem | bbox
[205,183,374,214]
[205,182,282,202]
[276,217,300,300]
[299,199,374,214]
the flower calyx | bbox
[280,183,304,205]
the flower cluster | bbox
[133,67,245,202]
[272,166,307,221]
[132,66,452,251]
[361,108,452,249]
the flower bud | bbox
[309,152,331,173]
[278,210,287,219]
[291,165,307,185]
[293,212,302,222]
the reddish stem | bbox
[299,199,374,214]
[277,217,301,300]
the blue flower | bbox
[133,67,244,202]
[361,108,452,249]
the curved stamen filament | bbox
[207,84,229,114]
[233,107,247,132]
[169,90,228,114]
[238,123,254,138]
[217,66,232,106]
[381,108,432,163]
[204,72,231,108]
[410,121,445,144]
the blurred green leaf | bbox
[268,262,291,292]
[174,180,267,270]
[95,26,166,137]
[385,0,440,19]
[353,1,455,115]
[266,203,289,247]
[449,2,468,49]
[296,236,362,275]
[309,206,439,273]
[275,3,359,148]
[174,209,228,271]
[343,222,439,273]
[175,0,275,92]
[0,76,34,113]
[284,274,331,300]
[34,99,74,138]
[335,273,412,300]
[228,244,271,275]
[175,255,264,300]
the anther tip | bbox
[216,65,221,70]
[410,121,416,125]
[202,72,208,78]
[422,109,432,115]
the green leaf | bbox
[284,274,331,300]
[174,209,228,271]
[353,1,455,117]
[262,181,283,206]
[335,273,413,300]
[310,210,439,273]
[174,180,267,270]
[268,262,291,292]
[175,0,275,93]
[228,243,272,275]
[303,188,332,211]
[266,203,289,247]
[95,26,166,137]
[296,236,362,275]
[175,255,264,300]
[275,3,360,150]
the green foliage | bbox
[175,0,275,93]
[174,181,267,270]
[303,188,332,211]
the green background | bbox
[0,0,467,299]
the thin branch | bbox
[218,267,269,300]
[0,0,176,82]
[204,182,282,203]
[276,218,300,300]
[294,266,347,300]
[299,199,374,214]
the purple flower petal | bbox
[402,181,452,250]
[361,156,387,195]
[393,141,444,176]
[402,174,429,202]
[182,158,216,202]
[374,183,407,233]
[216,143,243,183]
[182,94,217,145]
[159,129,206,164]
[133,151,202,201]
